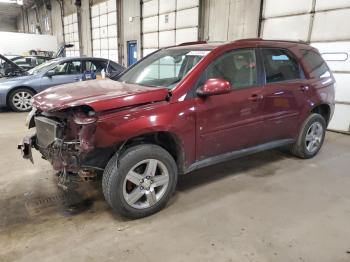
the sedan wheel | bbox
[9,89,34,112]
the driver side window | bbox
[53,60,82,75]
[204,49,258,89]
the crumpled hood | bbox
[33,79,169,112]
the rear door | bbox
[195,48,265,160]
[259,48,309,142]
[40,59,82,90]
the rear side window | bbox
[262,49,302,83]
[300,49,330,78]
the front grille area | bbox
[34,116,62,148]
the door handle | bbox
[300,85,309,92]
[248,94,263,102]
[74,77,80,81]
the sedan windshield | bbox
[27,59,60,75]
[118,49,210,89]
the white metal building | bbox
[260,0,350,133]
[7,0,350,134]
[63,13,80,57]
[141,0,200,56]
[91,0,119,61]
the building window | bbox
[91,0,118,62]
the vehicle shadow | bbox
[66,148,293,218]
[0,148,293,229]
[177,148,291,192]
[0,107,11,112]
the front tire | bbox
[290,113,326,159]
[102,144,178,219]
[8,88,34,112]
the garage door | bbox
[260,0,350,133]
[141,0,199,57]
[91,0,118,62]
[63,13,80,57]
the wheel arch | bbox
[120,131,186,174]
[6,86,37,106]
[311,103,331,125]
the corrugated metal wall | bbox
[63,13,80,57]
[91,0,119,62]
[261,0,350,133]
[141,0,200,57]
[203,0,260,42]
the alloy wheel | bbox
[12,91,33,111]
[122,159,170,209]
[305,122,323,153]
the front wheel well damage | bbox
[82,132,185,174]
[120,132,185,174]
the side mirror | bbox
[46,69,55,77]
[197,78,231,97]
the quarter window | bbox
[300,49,330,78]
[262,49,301,83]
[205,49,258,89]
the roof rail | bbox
[233,38,309,45]
[234,38,263,42]
[178,41,207,46]
[269,39,310,45]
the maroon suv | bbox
[20,39,335,218]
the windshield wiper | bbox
[167,78,181,86]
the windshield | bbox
[27,59,59,75]
[118,49,210,89]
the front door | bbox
[40,60,82,91]
[195,48,265,161]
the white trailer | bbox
[0,32,58,56]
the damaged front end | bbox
[18,106,99,182]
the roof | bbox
[51,56,114,62]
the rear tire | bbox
[8,88,34,112]
[102,144,177,219]
[290,113,326,159]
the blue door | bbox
[127,41,138,66]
